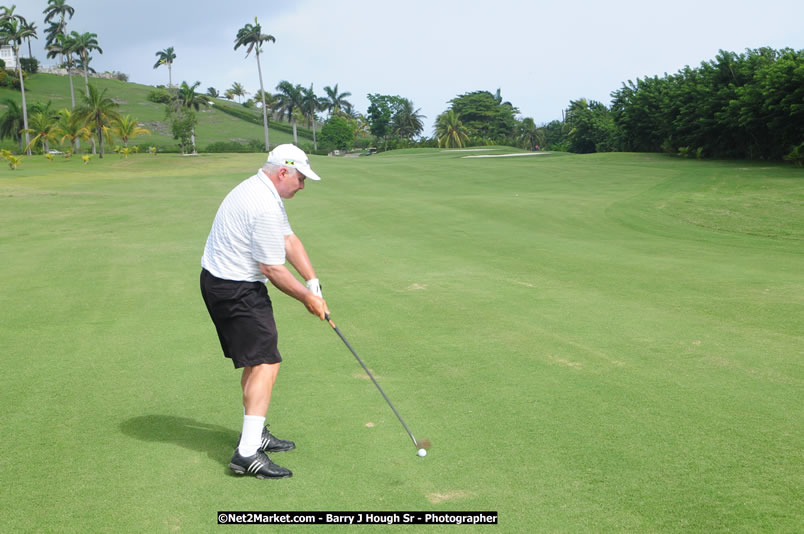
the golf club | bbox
[325,314,430,453]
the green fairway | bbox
[0,150,801,532]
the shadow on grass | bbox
[120,415,237,468]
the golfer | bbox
[200,144,328,479]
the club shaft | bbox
[328,319,419,447]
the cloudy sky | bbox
[20,0,804,133]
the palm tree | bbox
[301,84,325,150]
[70,31,102,98]
[46,32,78,108]
[53,109,90,153]
[323,84,352,117]
[43,0,75,105]
[0,5,26,26]
[352,114,370,144]
[274,80,304,145]
[153,47,176,87]
[229,82,247,103]
[0,4,27,29]
[43,21,62,49]
[23,110,59,154]
[0,16,36,155]
[111,115,150,147]
[300,85,323,129]
[21,20,36,58]
[234,17,276,151]
[174,80,210,111]
[74,54,96,75]
[393,98,425,140]
[75,84,120,158]
[519,117,545,151]
[0,98,25,150]
[43,0,74,39]
[29,100,57,115]
[434,110,469,148]
[73,50,97,155]
[172,81,209,154]
[206,87,219,98]
[253,89,274,108]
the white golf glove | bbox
[306,278,323,298]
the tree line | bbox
[610,47,803,162]
[425,47,802,164]
[2,2,800,163]
[546,47,803,163]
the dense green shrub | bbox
[352,136,374,149]
[784,143,804,167]
[147,89,171,104]
[0,69,26,89]
[247,139,264,152]
[20,58,38,74]
[8,70,24,89]
[214,102,261,124]
[0,138,20,153]
[204,140,263,153]
[132,143,181,154]
[319,116,354,151]
[416,137,438,148]
[548,141,570,152]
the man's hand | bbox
[305,278,323,298]
[303,293,328,320]
[260,263,328,319]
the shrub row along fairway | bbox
[0,151,801,532]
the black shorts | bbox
[200,268,282,368]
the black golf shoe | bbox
[237,425,296,453]
[259,425,296,453]
[229,450,292,479]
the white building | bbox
[0,45,16,69]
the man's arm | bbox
[259,262,328,319]
[284,234,315,281]
[285,233,323,297]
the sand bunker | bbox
[440,148,494,152]
[463,152,551,158]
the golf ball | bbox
[417,448,427,457]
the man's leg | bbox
[242,362,280,415]
[229,361,293,478]
[237,363,280,456]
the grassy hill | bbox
[0,73,315,152]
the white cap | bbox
[266,144,321,181]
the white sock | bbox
[237,415,265,457]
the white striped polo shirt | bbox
[201,169,293,282]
